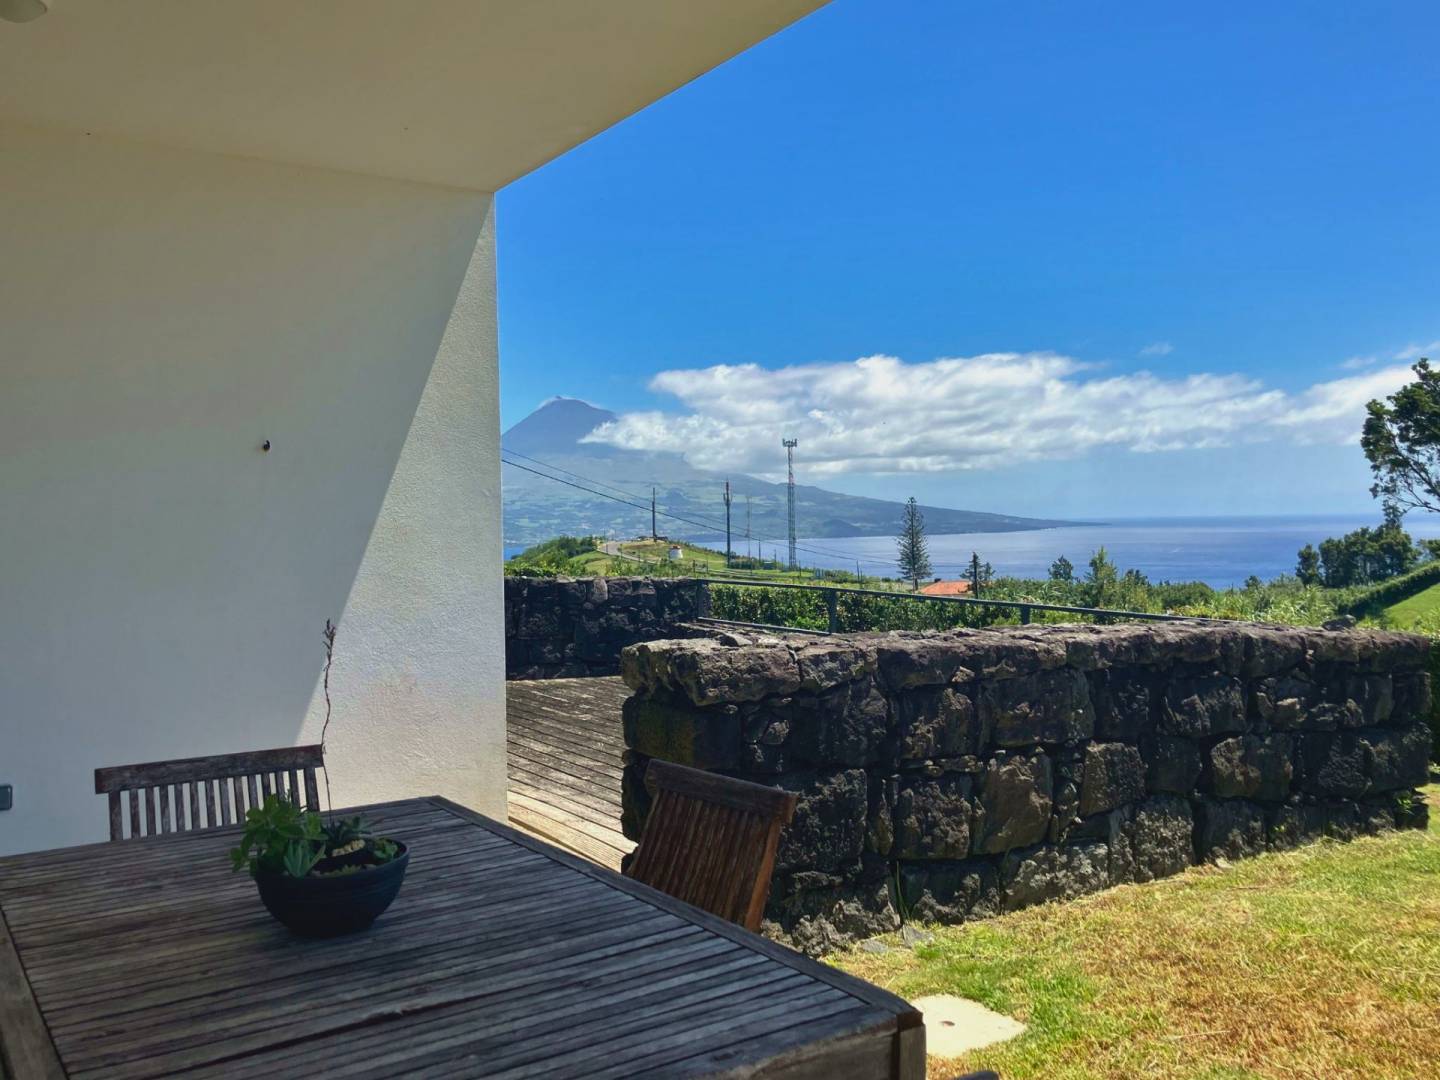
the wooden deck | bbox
[506,676,633,871]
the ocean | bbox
[778,516,1440,589]
[505,515,1440,589]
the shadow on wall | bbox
[0,123,494,855]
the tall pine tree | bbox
[896,496,932,590]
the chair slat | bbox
[107,792,123,842]
[93,745,326,842]
[144,787,158,836]
[625,761,797,931]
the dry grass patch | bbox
[834,786,1440,1079]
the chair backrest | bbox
[94,745,324,841]
[624,760,797,931]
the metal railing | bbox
[694,576,1206,634]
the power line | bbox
[499,453,887,566]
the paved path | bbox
[506,676,633,870]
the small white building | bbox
[0,0,827,855]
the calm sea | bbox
[506,515,1440,589]
[780,516,1440,589]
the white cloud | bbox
[1138,341,1174,357]
[1395,340,1440,362]
[1340,354,1378,370]
[582,352,1413,478]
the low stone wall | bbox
[620,623,1433,954]
[504,576,709,679]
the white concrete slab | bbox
[912,994,1026,1057]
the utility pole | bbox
[745,495,752,562]
[723,480,732,568]
[651,487,657,541]
[782,438,798,571]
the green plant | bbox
[230,796,324,877]
[229,797,400,879]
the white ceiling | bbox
[0,0,827,190]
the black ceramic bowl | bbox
[254,843,409,937]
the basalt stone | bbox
[782,681,890,768]
[893,774,974,860]
[866,776,896,856]
[1129,795,1194,881]
[1240,626,1308,677]
[965,635,1068,680]
[774,769,868,874]
[1266,802,1325,850]
[1088,668,1153,742]
[1142,734,1203,794]
[762,875,899,956]
[898,858,1000,923]
[972,752,1053,855]
[623,694,741,770]
[1321,800,1362,841]
[1398,791,1430,830]
[1159,673,1245,738]
[979,668,1094,748]
[1295,732,1368,798]
[1359,796,1399,835]
[1391,671,1432,726]
[1358,724,1432,793]
[1252,674,1319,729]
[1079,742,1147,816]
[895,685,976,760]
[667,641,802,706]
[1206,734,1293,802]
[794,641,876,692]
[875,637,975,690]
[1195,798,1267,860]
[1000,841,1110,911]
[1357,629,1429,673]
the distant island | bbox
[501,398,1085,546]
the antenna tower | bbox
[782,438,799,570]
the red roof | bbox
[918,579,971,596]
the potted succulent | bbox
[230,799,408,936]
[229,619,409,936]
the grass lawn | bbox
[1383,581,1440,630]
[834,784,1440,1080]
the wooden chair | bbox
[624,760,798,932]
[94,745,324,841]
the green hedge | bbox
[1339,560,1440,618]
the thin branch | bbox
[320,619,337,822]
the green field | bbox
[835,786,1440,1080]
[1382,580,1440,629]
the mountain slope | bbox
[501,398,1080,545]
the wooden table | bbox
[0,797,922,1078]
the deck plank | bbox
[506,677,634,867]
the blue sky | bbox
[496,0,1440,520]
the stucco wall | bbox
[0,123,505,855]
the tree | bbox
[1296,544,1321,585]
[1362,358,1440,514]
[895,497,932,590]
[1084,547,1118,608]
[1049,555,1075,582]
[1314,519,1418,588]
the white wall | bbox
[0,123,505,855]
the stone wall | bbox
[504,577,709,679]
[620,623,1433,954]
